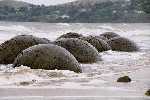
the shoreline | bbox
[0,87,144,97]
[1,68,150,98]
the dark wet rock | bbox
[145,89,150,96]
[100,32,120,39]
[117,76,131,83]
[54,38,100,63]
[79,36,111,52]
[107,37,139,52]
[19,80,37,86]
[19,81,31,86]
[0,35,51,64]
[13,44,82,73]
[57,32,83,40]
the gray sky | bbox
[17,0,77,5]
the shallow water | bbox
[0,22,150,99]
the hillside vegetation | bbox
[0,0,149,22]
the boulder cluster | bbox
[0,32,139,73]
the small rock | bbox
[19,81,30,86]
[117,76,131,83]
[145,89,150,96]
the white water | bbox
[0,22,150,99]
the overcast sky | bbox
[17,0,77,5]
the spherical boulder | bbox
[79,36,111,52]
[95,36,109,41]
[13,44,82,73]
[0,35,51,64]
[100,32,120,40]
[54,38,100,63]
[107,37,139,52]
[117,76,131,83]
[57,32,83,40]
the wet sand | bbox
[0,67,150,100]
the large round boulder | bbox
[0,35,51,64]
[100,32,120,40]
[54,38,100,63]
[79,36,111,52]
[107,37,139,52]
[13,44,82,73]
[57,32,83,40]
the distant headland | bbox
[0,0,150,23]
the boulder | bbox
[95,36,109,41]
[0,35,51,64]
[54,38,100,63]
[100,32,120,39]
[145,89,150,96]
[107,37,139,52]
[57,32,83,39]
[13,44,82,73]
[79,36,111,52]
[117,76,131,83]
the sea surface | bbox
[0,22,150,100]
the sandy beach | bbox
[0,22,150,100]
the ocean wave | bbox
[57,23,70,26]
[0,25,32,33]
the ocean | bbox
[0,21,150,100]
